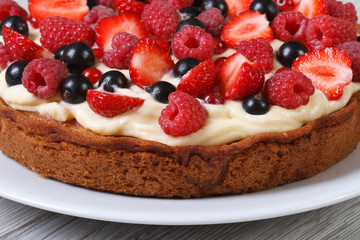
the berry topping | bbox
[83,5,117,30]
[327,0,358,25]
[82,68,102,85]
[306,14,357,52]
[0,15,29,37]
[176,18,206,33]
[264,70,315,109]
[274,0,294,11]
[2,26,52,62]
[39,16,95,54]
[292,47,353,101]
[159,91,208,136]
[0,0,28,23]
[61,42,96,74]
[129,38,175,88]
[54,45,68,61]
[201,0,228,18]
[87,0,99,9]
[236,37,274,74]
[202,91,224,104]
[225,0,253,18]
[98,0,115,8]
[293,0,328,18]
[173,57,200,78]
[28,0,89,23]
[0,42,12,71]
[271,11,308,43]
[169,0,194,10]
[213,38,227,55]
[114,0,146,17]
[61,74,94,104]
[196,7,226,37]
[242,94,270,115]
[5,60,28,86]
[145,81,176,104]
[98,70,130,92]
[221,10,273,48]
[87,90,144,117]
[172,25,214,61]
[177,59,216,98]
[249,0,280,22]
[95,14,148,51]
[276,40,309,68]
[179,7,200,19]
[141,0,180,40]
[336,42,360,83]
[22,58,69,99]
[102,32,139,70]
[217,52,264,100]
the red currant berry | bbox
[82,68,102,84]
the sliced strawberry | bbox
[28,0,89,22]
[292,47,352,101]
[225,0,254,18]
[114,0,145,17]
[221,10,273,48]
[2,26,52,62]
[217,52,264,100]
[293,0,329,18]
[87,90,145,118]
[177,59,216,98]
[129,38,175,88]
[95,14,149,51]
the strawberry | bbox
[114,0,145,17]
[28,0,89,23]
[87,90,145,118]
[293,0,329,18]
[177,59,217,98]
[129,38,175,88]
[217,52,264,100]
[292,47,352,101]
[95,14,148,51]
[221,10,273,48]
[225,0,254,18]
[2,26,52,62]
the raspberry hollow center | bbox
[184,37,200,49]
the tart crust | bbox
[0,90,360,198]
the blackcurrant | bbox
[201,0,228,17]
[62,42,95,74]
[179,7,201,19]
[173,57,201,78]
[145,81,176,104]
[87,0,99,9]
[98,71,130,92]
[60,74,94,104]
[249,0,280,22]
[357,36,360,42]
[5,61,28,86]
[55,45,69,61]
[192,0,204,7]
[242,94,270,115]
[0,16,29,37]
[176,18,206,32]
[277,41,309,68]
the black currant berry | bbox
[145,81,176,104]
[55,45,69,61]
[173,57,201,78]
[277,41,309,68]
[98,70,130,92]
[5,61,28,86]
[60,74,94,104]
[242,94,270,115]
[176,18,206,32]
[201,0,228,17]
[249,0,280,22]
[357,36,360,42]
[0,16,29,37]
[87,0,99,9]
[62,42,95,74]
[180,7,201,19]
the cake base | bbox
[0,92,360,198]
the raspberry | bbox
[271,11,308,43]
[98,0,115,8]
[0,42,12,71]
[236,37,274,74]
[168,0,194,10]
[264,70,315,109]
[39,16,95,54]
[83,5,117,29]
[0,0,28,23]
[158,91,208,136]
[336,42,360,82]
[196,7,226,38]
[141,0,180,40]
[22,58,69,99]
[306,14,357,51]
[102,32,139,69]
[114,0,145,16]
[172,26,214,61]
[327,0,358,25]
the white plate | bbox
[1,144,360,225]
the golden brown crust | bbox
[1,90,360,198]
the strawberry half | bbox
[293,0,329,18]
[221,10,273,48]
[217,52,264,100]
[95,14,148,51]
[292,47,352,101]
[2,26,52,62]
[129,38,175,88]
[28,0,89,22]
[225,0,254,18]
[87,90,145,118]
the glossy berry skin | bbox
[82,68,102,85]
[98,70,130,92]
[357,36,360,42]
[277,41,309,68]
[173,57,201,78]
[201,0,228,17]
[242,94,270,115]
[176,18,206,32]
[61,74,94,104]
[180,7,201,19]
[145,81,176,104]
[87,0,99,9]
[0,16,29,37]
[62,42,96,74]
[5,61,28,86]
[249,0,280,22]
[55,45,68,61]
